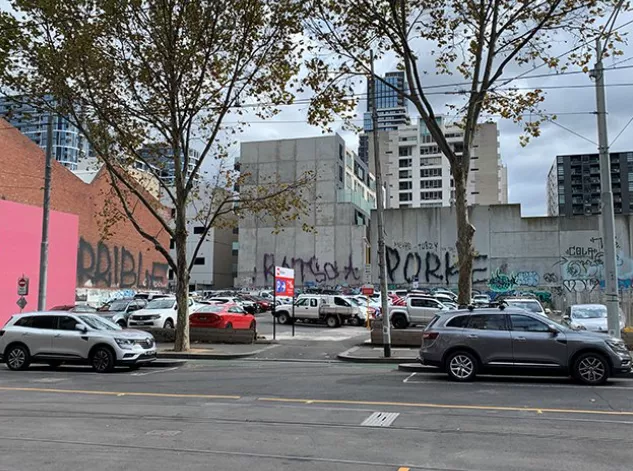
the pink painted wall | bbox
[0,200,79,326]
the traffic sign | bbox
[361,285,374,296]
[16,296,27,310]
[274,266,295,297]
[412,281,419,289]
[17,276,29,296]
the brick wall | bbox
[0,118,170,291]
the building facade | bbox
[372,118,507,209]
[547,152,633,217]
[0,96,90,171]
[137,144,201,186]
[237,135,375,288]
[358,71,411,164]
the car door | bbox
[227,306,248,328]
[16,316,55,357]
[51,315,90,359]
[462,314,513,366]
[409,298,439,324]
[509,314,567,367]
[293,298,311,319]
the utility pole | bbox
[369,50,391,357]
[591,39,620,339]
[38,112,53,311]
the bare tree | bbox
[1,0,312,350]
[303,0,627,303]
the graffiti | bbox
[515,271,540,287]
[543,272,559,284]
[385,246,488,285]
[488,270,540,293]
[263,253,361,284]
[77,238,168,289]
[563,279,600,293]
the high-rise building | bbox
[358,71,410,164]
[371,118,507,208]
[547,152,633,217]
[0,96,90,171]
[137,144,201,186]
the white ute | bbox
[274,295,361,328]
[388,296,448,329]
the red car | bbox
[190,304,256,330]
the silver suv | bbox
[0,312,157,373]
[419,306,632,385]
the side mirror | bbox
[174,305,178,310]
[75,324,88,333]
[548,325,559,335]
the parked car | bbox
[432,293,457,307]
[389,296,448,329]
[190,304,256,330]
[207,297,257,314]
[503,298,547,317]
[97,299,147,327]
[562,304,625,332]
[50,304,96,313]
[133,292,170,302]
[275,295,360,328]
[471,294,490,307]
[419,306,632,385]
[0,312,156,372]
[240,294,271,312]
[128,297,196,329]
[432,288,458,301]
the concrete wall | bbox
[371,204,633,320]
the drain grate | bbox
[361,412,400,427]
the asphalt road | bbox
[1,360,633,471]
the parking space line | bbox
[0,386,240,400]
[257,396,633,417]
[131,367,179,377]
[402,372,417,383]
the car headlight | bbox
[114,338,135,350]
[606,339,630,355]
[150,314,161,320]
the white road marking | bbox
[131,367,179,377]
[361,411,400,427]
[402,375,633,390]
[402,372,417,383]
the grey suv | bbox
[419,306,631,385]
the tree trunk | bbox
[452,165,476,306]
[173,212,190,352]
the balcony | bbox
[337,189,375,216]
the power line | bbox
[611,115,633,146]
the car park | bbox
[502,297,547,317]
[389,296,448,329]
[97,298,147,327]
[419,306,632,385]
[471,294,490,306]
[0,312,156,372]
[207,296,257,314]
[562,304,625,332]
[274,295,360,327]
[128,297,197,328]
[190,304,256,330]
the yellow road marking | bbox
[257,397,633,417]
[398,468,410,471]
[0,387,240,400]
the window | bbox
[194,257,205,265]
[14,317,34,327]
[296,298,309,307]
[193,226,205,235]
[466,314,506,330]
[446,315,469,328]
[228,306,245,313]
[421,179,442,189]
[31,316,56,329]
[168,269,174,281]
[410,298,436,308]
[232,227,239,234]
[310,298,318,308]
[169,239,175,249]
[339,143,344,160]
[334,297,350,307]
[58,316,78,331]
[170,208,176,218]
[420,191,442,200]
[420,168,442,178]
[399,158,412,168]
[339,165,344,182]
[399,192,412,202]
[399,170,412,179]
[399,146,413,157]
[399,181,412,190]
[509,314,550,332]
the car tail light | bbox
[423,332,439,340]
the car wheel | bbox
[5,344,30,371]
[91,346,115,373]
[325,315,340,328]
[277,312,290,324]
[163,319,174,329]
[391,314,409,329]
[225,322,233,329]
[47,361,63,368]
[249,320,256,330]
[349,316,361,327]
[117,320,127,328]
[446,351,477,382]
[574,352,609,385]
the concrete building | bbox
[358,71,411,164]
[370,204,633,322]
[0,96,90,171]
[137,144,201,186]
[547,152,633,217]
[236,135,375,288]
[372,118,507,208]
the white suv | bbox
[0,312,156,372]
[128,297,196,328]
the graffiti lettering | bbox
[77,238,168,289]
[263,253,361,284]
[543,272,559,283]
[386,247,401,282]
[563,279,600,293]
[515,271,540,287]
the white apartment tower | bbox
[372,118,507,208]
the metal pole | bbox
[272,276,277,341]
[292,290,295,337]
[592,39,620,339]
[38,113,54,311]
[370,50,391,357]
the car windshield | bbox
[507,301,542,313]
[146,299,175,309]
[101,301,129,312]
[78,315,121,331]
[197,306,223,313]
[572,306,607,319]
